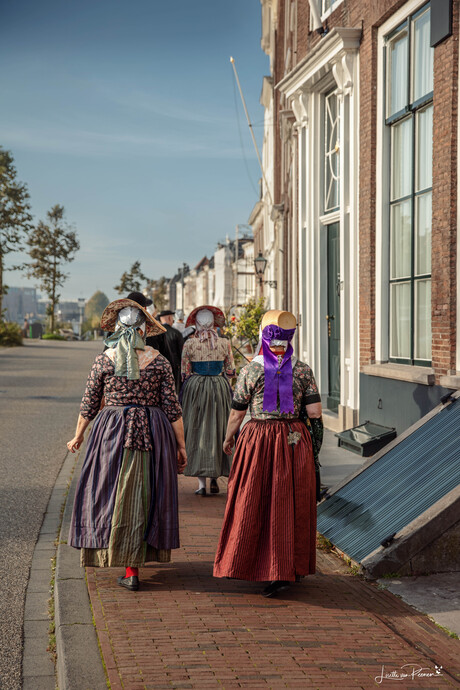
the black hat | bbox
[127,291,153,308]
[158,309,175,317]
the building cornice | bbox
[276,27,362,98]
[248,199,264,227]
[260,76,273,109]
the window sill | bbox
[439,374,460,390]
[362,363,435,385]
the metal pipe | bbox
[230,57,274,207]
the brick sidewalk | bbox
[87,475,460,689]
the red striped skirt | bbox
[213,418,316,582]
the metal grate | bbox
[317,395,460,563]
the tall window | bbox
[385,4,433,364]
[321,0,344,17]
[324,89,339,212]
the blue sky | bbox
[1,0,268,300]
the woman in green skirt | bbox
[181,306,235,496]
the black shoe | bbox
[195,487,206,496]
[117,575,139,591]
[262,580,291,597]
[209,479,219,494]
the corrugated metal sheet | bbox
[317,395,460,563]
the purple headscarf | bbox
[261,324,296,413]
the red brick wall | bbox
[431,3,458,378]
[270,0,457,376]
[273,0,286,209]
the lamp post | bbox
[77,297,86,337]
[181,262,187,312]
[254,251,277,291]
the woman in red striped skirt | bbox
[213,310,322,597]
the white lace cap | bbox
[196,309,214,330]
[119,306,143,326]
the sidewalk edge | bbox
[55,449,107,690]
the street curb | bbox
[22,450,71,690]
[54,449,107,690]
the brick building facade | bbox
[254,0,459,433]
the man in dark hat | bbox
[158,310,183,394]
[126,291,151,308]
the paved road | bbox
[0,340,100,689]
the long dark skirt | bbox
[213,419,316,582]
[182,374,232,478]
[69,406,179,567]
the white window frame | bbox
[324,89,340,213]
[375,0,433,365]
[321,0,344,22]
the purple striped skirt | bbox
[69,405,179,552]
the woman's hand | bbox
[171,418,186,474]
[67,434,84,453]
[67,414,91,454]
[223,436,234,455]
[223,409,245,455]
[177,446,187,474]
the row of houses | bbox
[243,0,459,435]
[166,233,258,316]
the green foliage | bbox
[85,290,109,319]
[0,147,33,318]
[0,320,23,346]
[25,204,79,332]
[435,623,459,639]
[80,318,95,335]
[316,534,334,552]
[149,276,168,311]
[222,311,238,341]
[114,261,147,294]
[83,290,109,330]
[115,263,169,311]
[42,333,66,340]
[234,297,266,347]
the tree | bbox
[114,261,147,294]
[149,276,168,311]
[81,290,109,332]
[0,148,33,317]
[25,205,80,332]
[235,297,266,347]
[85,290,109,322]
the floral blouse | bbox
[231,358,320,420]
[80,351,182,450]
[181,336,236,378]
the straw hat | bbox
[261,310,297,330]
[101,298,166,336]
[186,305,225,328]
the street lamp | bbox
[254,251,277,289]
[77,297,86,337]
[181,262,187,310]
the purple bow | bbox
[261,325,296,413]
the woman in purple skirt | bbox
[67,297,187,592]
